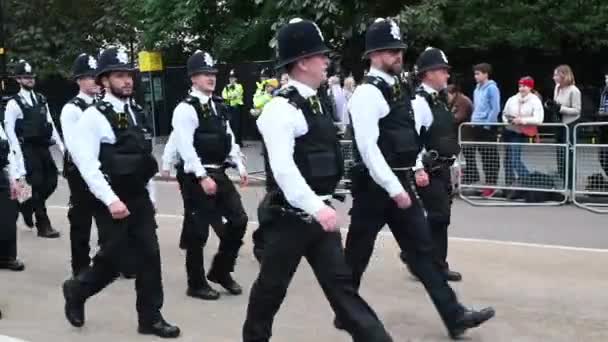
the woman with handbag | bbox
[502,76,544,186]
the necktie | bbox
[308,96,322,114]
[124,104,136,127]
[29,92,37,106]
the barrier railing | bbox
[458,122,570,206]
[572,122,608,214]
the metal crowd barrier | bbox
[572,122,608,214]
[458,122,570,206]
[336,139,354,194]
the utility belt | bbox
[259,190,344,224]
[422,150,455,173]
[351,163,421,202]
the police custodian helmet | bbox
[416,47,451,74]
[363,18,408,57]
[187,50,218,76]
[71,53,98,80]
[275,18,331,68]
[96,47,135,79]
[12,60,36,78]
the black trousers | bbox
[178,169,248,289]
[243,210,392,342]
[72,191,164,325]
[65,169,96,275]
[416,167,453,270]
[20,144,58,226]
[0,187,18,260]
[345,172,464,331]
[462,127,499,185]
[229,105,243,145]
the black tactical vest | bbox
[63,97,90,176]
[352,76,422,168]
[14,93,53,145]
[96,101,158,194]
[264,86,344,197]
[416,88,460,157]
[184,95,232,165]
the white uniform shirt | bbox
[60,92,95,155]
[171,87,245,178]
[3,88,65,176]
[161,131,179,172]
[70,93,156,206]
[411,83,438,170]
[257,79,329,216]
[0,124,22,181]
[348,67,406,197]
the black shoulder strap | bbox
[276,86,310,113]
[70,97,89,112]
[416,86,434,105]
[183,95,206,120]
[35,92,47,105]
[363,76,391,102]
[12,95,27,113]
[95,101,119,131]
[211,95,230,120]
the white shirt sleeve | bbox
[70,109,119,206]
[411,95,434,172]
[60,103,79,154]
[3,99,26,177]
[47,104,64,154]
[226,121,246,175]
[349,84,405,197]
[257,98,325,216]
[161,133,178,172]
[172,103,206,178]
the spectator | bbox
[328,75,348,129]
[598,71,608,115]
[468,63,501,197]
[502,76,544,186]
[343,76,356,103]
[279,72,289,88]
[447,84,473,134]
[546,65,581,188]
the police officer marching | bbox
[4,60,63,238]
[242,18,393,342]
[60,53,101,277]
[406,47,463,281]
[0,119,26,273]
[222,69,245,145]
[342,18,494,339]
[61,47,180,338]
[172,50,249,301]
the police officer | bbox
[172,50,249,300]
[4,60,63,238]
[60,53,101,277]
[405,47,462,281]
[0,123,25,272]
[242,18,393,342]
[343,18,494,339]
[61,48,180,338]
[222,69,245,145]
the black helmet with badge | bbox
[364,18,408,57]
[275,18,331,69]
[71,53,98,80]
[96,47,135,79]
[13,60,36,78]
[416,47,451,74]
[187,50,218,76]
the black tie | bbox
[308,96,322,115]
[124,104,136,127]
[29,92,37,106]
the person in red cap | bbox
[501,76,544,187]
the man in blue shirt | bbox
[463,63,501,197]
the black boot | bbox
[62,279,86,327]
[36,216,60,239]
[207,270,242,295]
[138,318,181,338]
[185,247,220,300]
[0,258,25,271]
[207,251,243,295]
[448,307,495,339]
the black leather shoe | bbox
[138,319,181,338]
[449,307,495,339]
[207,272,243,295]
[63,279,85,327]
[444,269,463,282]
[37,224,60,239]
[187,285,220,300]
[0,259,25,271]
[120,272,136,279]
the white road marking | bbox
[47,205,607,253]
